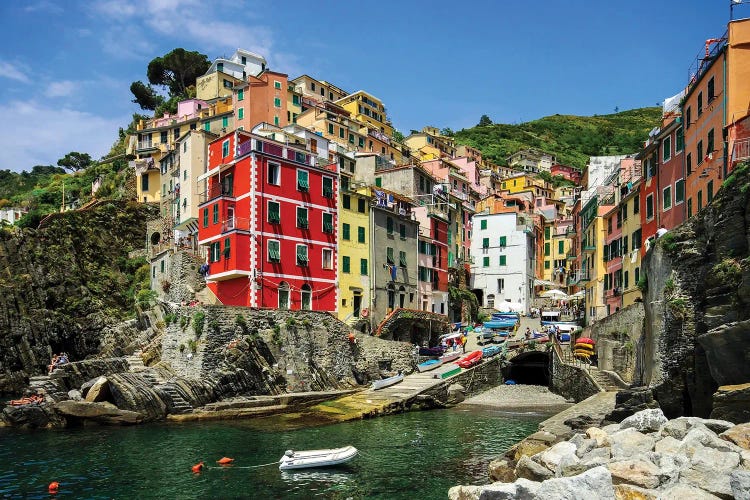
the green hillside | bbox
[454,107,662,170]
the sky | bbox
[0,0,739,172]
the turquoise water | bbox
[0,407,544,499]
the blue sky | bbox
[0,0,738,172]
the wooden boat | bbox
[456,350,483,368]
[439,352,461,363]
[417,358,442,372]
[482,344,504,358]
[279,446,358,470]
[371,373,404,390]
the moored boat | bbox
[371,372,404,390]
[432,365,461,379]
[482,344,504,358]
[439,352,461,363]
[279,446,358,470]
[417,358,442,372]
[456,350,483,368]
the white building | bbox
[0,208,25,225]
[470,211,536,313]
[205,49,266,80]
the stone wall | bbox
[164,250,205,304]
[583,303,644,383]
[550,347,600,402]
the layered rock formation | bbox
[450,409,750,499]
[0,201,158,395]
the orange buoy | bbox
[217,457,234,465]
[191,461,204,473]
[348,333,356,343]
[48,482,59,493]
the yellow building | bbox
[287,82,302,124]
[336,90,394,138]
[620,183,643,307]
[195,71,243,101]
[337,175,372,324]
[404,127,456,161]
[581,202,612,323]
[542,222,571,287]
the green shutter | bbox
[360,258,368,275]
[387,217,394,234]
[323,213,334,233]
[400,224,406,240]
[213,204,219,224]
[482,238,489,248]
[342,223,350,240]
[544,227,550,239]
[358,226,365,243]
[544,242,550,256]
[238,108,243,120]
[558,241,564,254]
[268,202,280,223]
[375,177,382,187]
[399,251,407,266]
[297,170,309,191]
[297,245,308,265]
[499,236,506,247]
[238,89,244,101]
[480,219,487,230]
[269,241,280,262]
[204,121,211,131]
[545,260,550,269]
[483,256,489,267]
[342,256,350,273]
[222,116,228,128]
[387,247,394,264]
[499,255,507,266]
[224,238,231,258]
[203,208,208,227]
[328,123,334,134]
[297,208,308,228]
[323,177,334,198]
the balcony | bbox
[199,184,234,204]
[222,217,251,232]
[567,270,589,285]
[733,138,750,165]
[565,226,577,237]
[606,287,622,298]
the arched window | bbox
[487,294,495,308]
[301,284,312,311]
[399,286,406,308]
[278,281,290,310]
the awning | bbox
[534,279,558,287]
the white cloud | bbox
[23,1,64,14]
[0,61,30,83]
[0,100,127,172]
[48,81,78,98]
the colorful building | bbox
[233,71,289,131]
[336,90,394,138]
[197,130,338,310]
[196,48,267,101]
[550,164,583,185]
[337,177,372,325]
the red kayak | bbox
[456,350,483,368]
[577,337,595,345]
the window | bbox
[342,223,350,240]
[675,179,685,204]
[662,135,671,162]
[558,240,564,254]
[482,256,490,267]
[545,260,550,269]
[375,177,382,187]
[203,208,209,227]
[322,177,334,198]
[160,260,165,273]
[387,217,394,235]
[267,161,280,185]
[274,97,281,108]
[499,255,507,266]
[399,251,407,267]
[399,224,406,240]
[268,240,280,262]
[386,247,394,264]
[342,256,351,273]
[310,82,316,91]
[342,195,350,209]
[210,242,221,262]
[140,174,150,193]
[339,127,345,139]
[686,106,692,129]
[623,236,628,254]
[274,80,282,90]
[687,153,693,175]
[707,180,714,203]
[278,282,290,309]
[360,258,368,275]
[646,194,654,220]
[237,108,244,120]
[213,203,219,224]
[624,270,629,289]
[297,170,309,191]
[222,140,230,158]
[322,248,333,269]
[632,229,642,250]
[663,186,672,211]
[633,194,640,214]
[688,198,693,218]
[544,242,550,256]
[223,238,231,259]
[297,207,308,229]
[328,123,334,135]
[296,244,308,266]
[323,213,334,233]
[497,278,505,292]
[698,92,703,115]
[708,77,715,102]
[499,236,507,247]
[482,237,490,249]
[697,140,704,165]
[221,116,228,129]
[480,219,487,230]
[348,133,355,144]
[635,267,640,286]
[237,89,244,101]
[707,129,714,156]
[268,201,280,224]
[698,190,703,210]
[544,227,550,239]
[357,226,365,243]
[357,198,365,213]
[676,127,684,152]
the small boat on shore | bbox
[432,365,461,379]
[417,352,461,372]
[456,350,483,368]
[482,344,504,358]
[418,346,445,357]
[279,446,358,470]
[371,373,404,390]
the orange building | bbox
[233,70,288,131]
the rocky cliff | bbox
[641,162,750,421]
[0,201,157,394]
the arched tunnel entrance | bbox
[502,351,550,385]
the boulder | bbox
[660,416,735,440]
[574,437,597,458]
[586,427,611,447]
[619,409,667,433]
[605,389,659,423]
[654,436,681,455]
[580,446,612,463]
[564,414,599,430]
[535,441,578,472]
[607,458,662,489]
[711,383,750,424]
[609,428,655,459]
[107,372,167,421]
[730,470,750,500]
[525,431,558,444]
[720,423,750,450]
[678,439,740,498]
[515,455,553,481]
[84,376,110,402]
[680,426,740,454]
[509,438,550,461]
[657,483,722,499]
[613,484,659,499]
[1,405,50,428]
[54,400,143,425]
[697,320,750,386]
[447,384,465,405]
[488,458,516,483]
[448,481,523,500]
[67,389,83,401]
[533,466,615,499]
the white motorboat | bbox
[279,446,358,470]
[370,372,404,390]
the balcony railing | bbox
[733,138,750,164]
[222,217,251,232]
[199,185,234,204]
[567,270,589,285]
[606,287,622,298]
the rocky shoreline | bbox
[449,407,750,499]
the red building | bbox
[638,138,660,253]
[550,164,582,185]
[197,130,338,310]
[657,119,686,230]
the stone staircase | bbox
[587,367,620,392]
[125,350,146,372]
[155,383,194,414]
[28,374,69,402]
